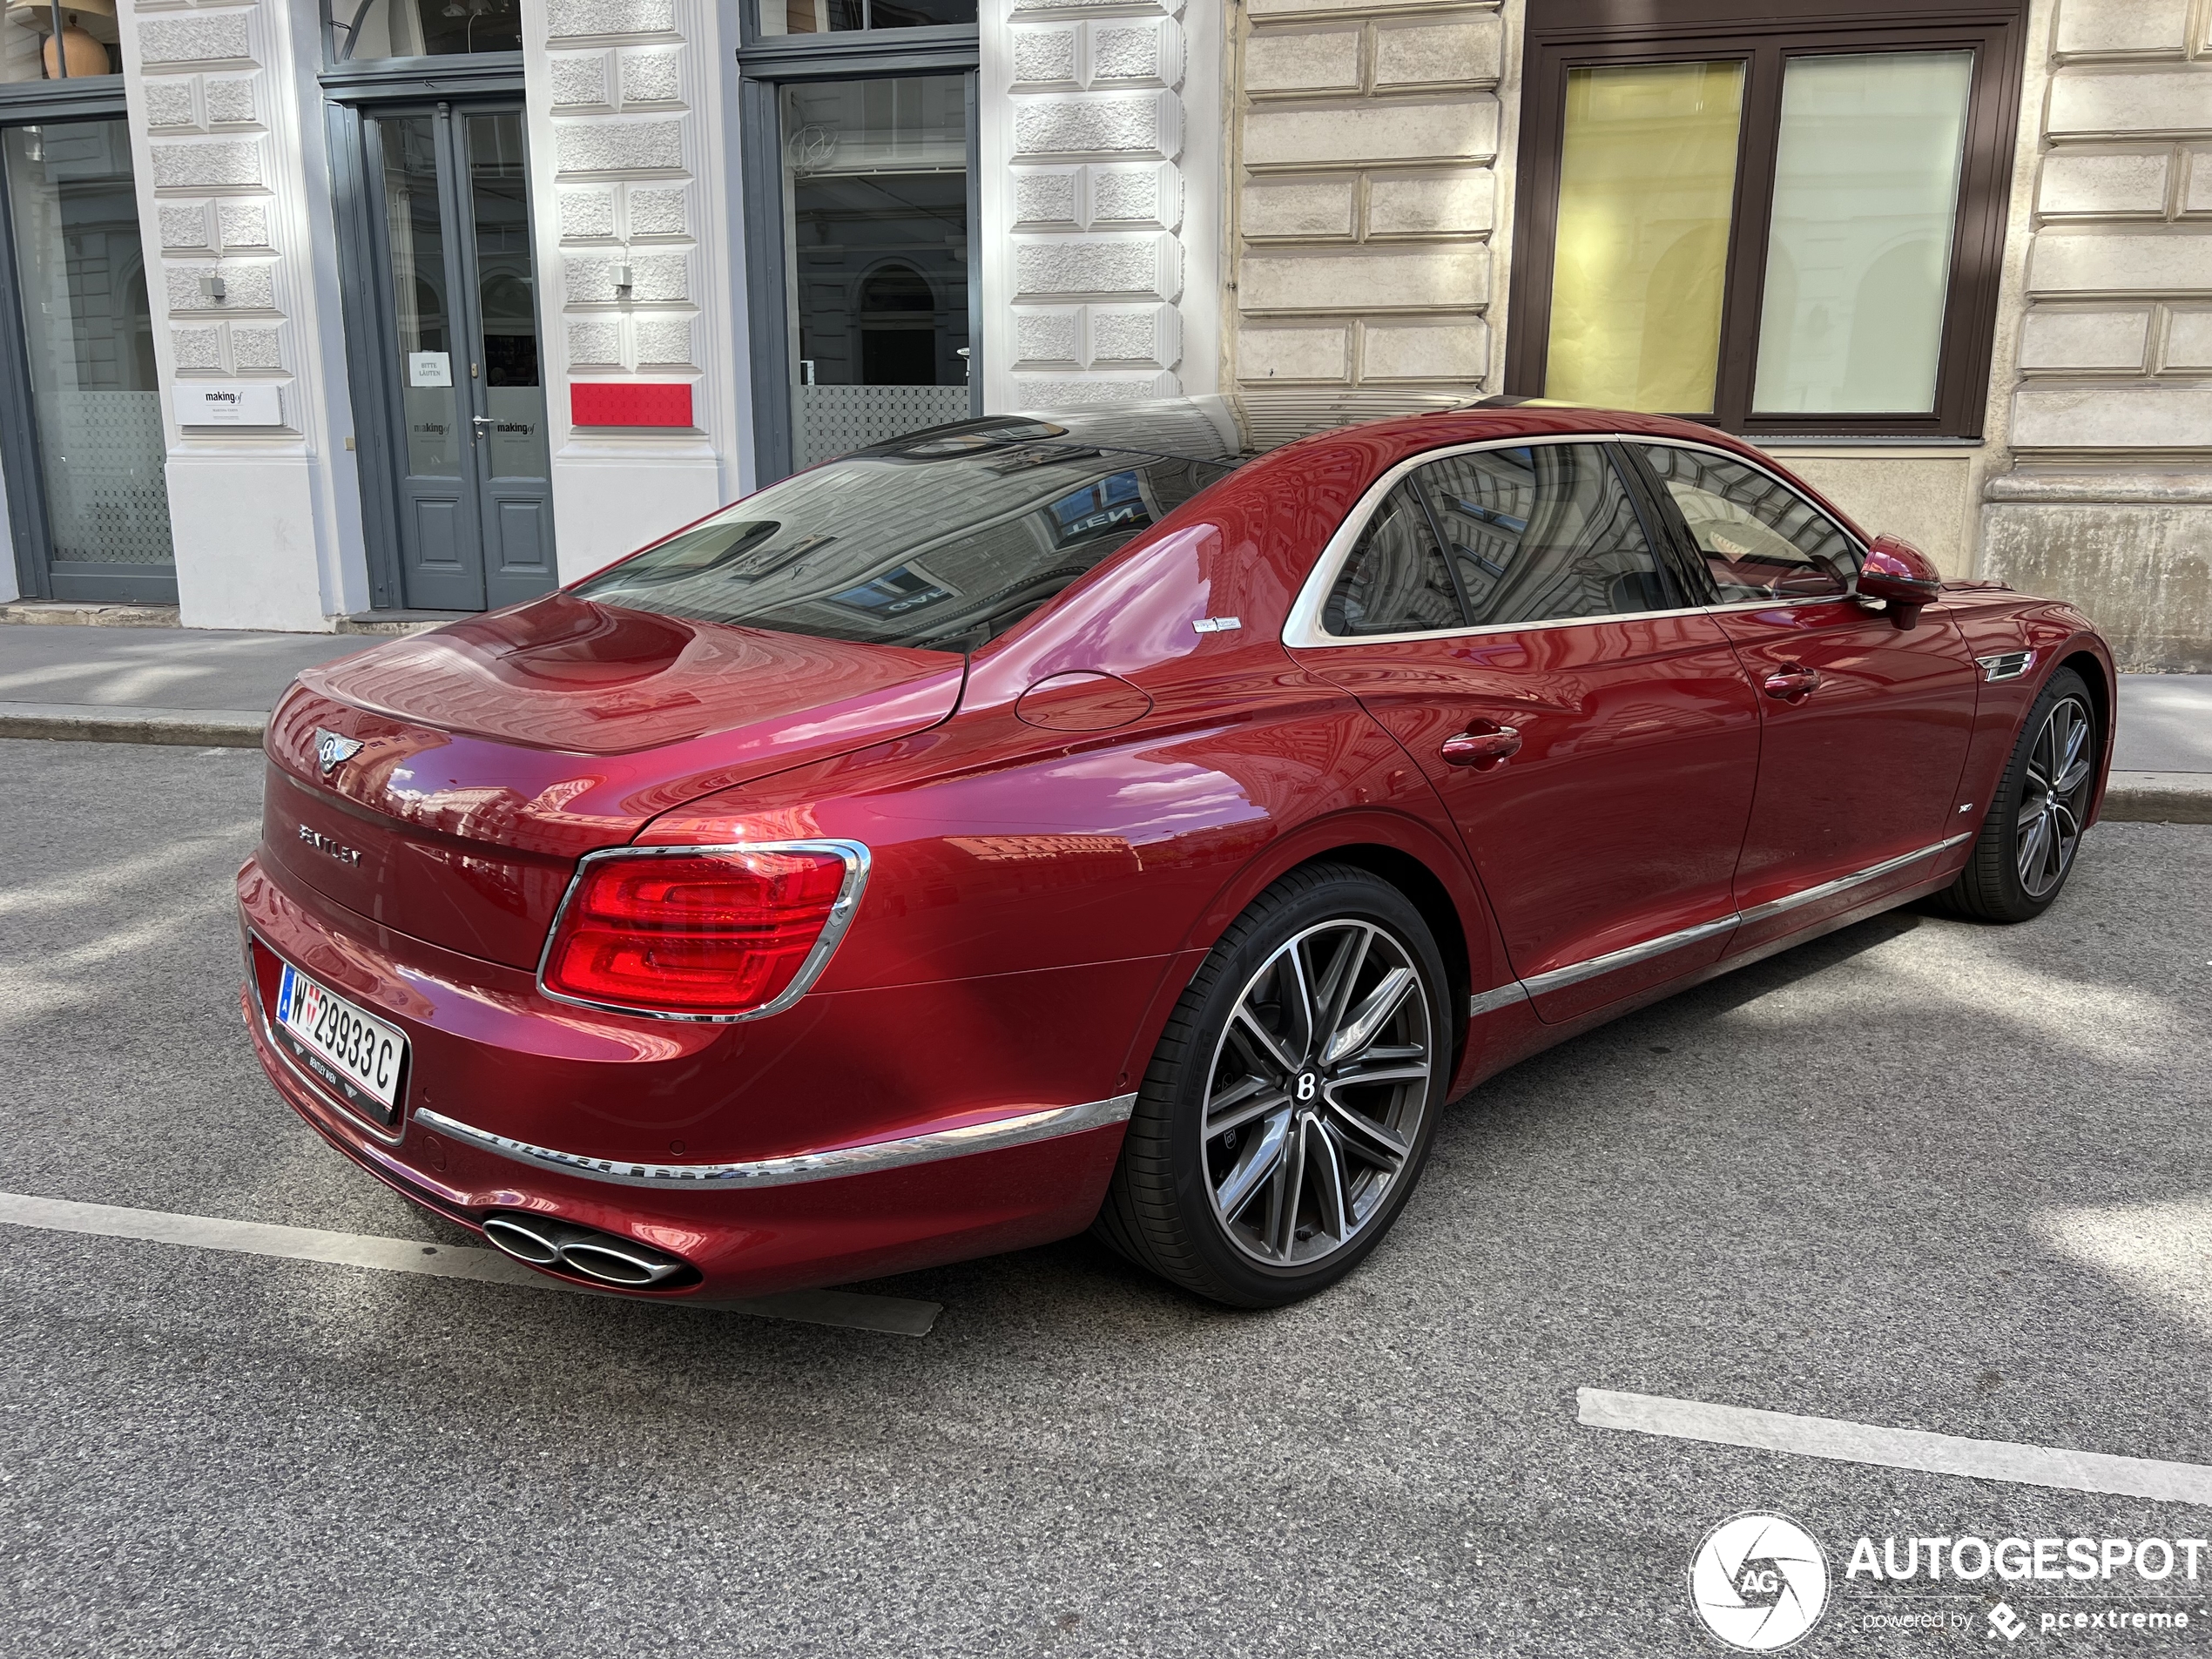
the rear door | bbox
[1286,438,1761,1022]
[1625,441,1978,952]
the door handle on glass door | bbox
[1441,724,1521,768]
[470,415,494,435]
[1762,664,1822,702]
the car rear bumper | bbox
[236,855,1145,1298]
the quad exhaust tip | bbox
[481,1211,695,1289]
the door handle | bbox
[1441,724,1521,768]
[1762,664,1822,703]
[469,415,495,434]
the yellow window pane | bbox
[1544,62,1744,415]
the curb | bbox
[0,703,266,748]
[2103,772,2212,825]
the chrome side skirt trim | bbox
[1468,982,1533,1018]
[1520,914,1740,997]
[1467,832,1975,1022]
[1736,833,1973,926]
[415,1092,1139,1191]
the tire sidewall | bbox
[1158,869,1451,1306]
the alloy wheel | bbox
[1200,920,1433,1269]
[2017,693,2094,900]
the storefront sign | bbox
[172,384,283,427]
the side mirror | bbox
[1855,536,1943,631]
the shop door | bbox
[0,118,173,604]
[367,104,553,612]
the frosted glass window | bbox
[1751,52,1973,415]
[1544,61,1743,415]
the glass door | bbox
[367,103,552,612]
[0,117,172,603]
[779,75,973,469]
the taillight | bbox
[540,842,865,1019]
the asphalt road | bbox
[3,736,2209,1657]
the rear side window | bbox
[1414,443,1672,627]
[1322,481,1462,637]
[1636,443,1858,603]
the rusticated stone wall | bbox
[981,0,1223,409]
[1981,0,2212,669]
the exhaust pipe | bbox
[480,1211,693,1288]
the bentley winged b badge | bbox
[314,728,366,775]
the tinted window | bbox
[1414,442,1671,627]
[1322,482,1461,637]
[1636,443,1858,602]
[570,440,1231,651]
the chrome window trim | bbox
[415,1091,1138,1190]
[534,839,872,1024]
[1462,831,1974,1020]
[1281,434,1710,650]
[1623,434,1871,608]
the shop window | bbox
[328,0,521,62]
[2,5,120,82]
[1508,3,2027,439]
[758,0,975,37]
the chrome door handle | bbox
[469,415,495,433]
[1762,664,1822,702]
[1442,725,1521,768]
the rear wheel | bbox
[1095,864,1448,1308]
[1945,666,2098,922]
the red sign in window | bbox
[570,382,693,428]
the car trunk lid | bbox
[260,597,964,968]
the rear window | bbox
[570,433,1236,652]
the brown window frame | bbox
[1505,1,2028,440]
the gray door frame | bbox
[0,79,172,605]
[325,58,555,612]
[736,11,982,486]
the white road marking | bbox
[1579,1388,2212,1507]
[0,1190,940,1338]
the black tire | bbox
[1943,665,2099,922]
[1094,863,1450,1308]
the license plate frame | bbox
[273,960,409,1124]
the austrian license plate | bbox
[274,961,408,1121]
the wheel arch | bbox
[2051,644,2115,823]
[1117,810,1500,1096]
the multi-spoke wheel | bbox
[1945,665,2100,922]
[1095,863,1449,1307]
[2015,693,2094,900]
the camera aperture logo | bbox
[1690,1513,1831,1651]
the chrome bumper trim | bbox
[415,1092,1140,1191]
[1736,832,1973,926]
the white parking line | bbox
[1579,1388,2212,1507]
[0,1190,941,1338]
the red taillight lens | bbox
[542,847,854,1016]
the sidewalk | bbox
[0,624,374,746]
[0,621,2204,820]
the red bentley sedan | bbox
[239,399,2114,1307]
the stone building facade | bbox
[0,0,2200,667]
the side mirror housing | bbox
[1856,536,1943,630]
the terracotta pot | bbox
[44,22,111,78]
